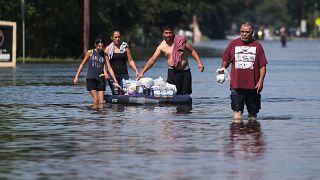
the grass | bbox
[17,57,80,63]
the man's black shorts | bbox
[167,68,192,95]
[230,89,261,114]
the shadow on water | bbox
[105,103,193,114]
[260,115,292,120]
[265,97,320,103]
[175,104,193,114]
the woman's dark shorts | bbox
[86,79,106,91]
[230,89,261,114]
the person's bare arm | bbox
[218,59,231,74]
[104,46,110,54]
[126,47,139,78]
[136,46,162,80]
[186,44,204,72]
[103,64,110,80]
[73,50,92,84]
[255,65,266,93]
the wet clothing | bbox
[109,52,129,75]
[223,38,268,90]
[230,89,261,114]
[86,49,106,91]
[86,50,106,80]
[172,35,187,67]
[86,79,106,91]
[108,50,129,95]
[223,38,267,114]
[167,67,192,95]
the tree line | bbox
[0,0,319,58]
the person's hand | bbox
[105,74,110,80]
[113,82,121,89]
[255,81,264,93]
[198,64,204,72]
[136,73,143,81]
[73,77,78,84]
[218,67,225,74]
[135,71,140,79]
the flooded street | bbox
[1,39,320,179]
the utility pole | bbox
[20,0,25,63]
[300,0,307,37]
[314,3,318,38]
[83,0,90,55]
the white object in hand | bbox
[216,68,230,83]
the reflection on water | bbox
[222,121,265,180]
[1,40,320,179]
[226,121,265,160]
[105,104,193,114]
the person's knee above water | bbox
[137,25,204,95]
[219,22,268,122]
[105,30,140,95]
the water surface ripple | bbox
[1,39,320,179]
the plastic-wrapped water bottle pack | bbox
[121,77,177,97]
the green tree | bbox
[1,0,318,58]
[255,0,290,27]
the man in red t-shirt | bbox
[219,22,268,122]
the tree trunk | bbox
[83,0,90,54]
[192,15,202,44]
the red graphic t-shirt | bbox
[223,38,268,89]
